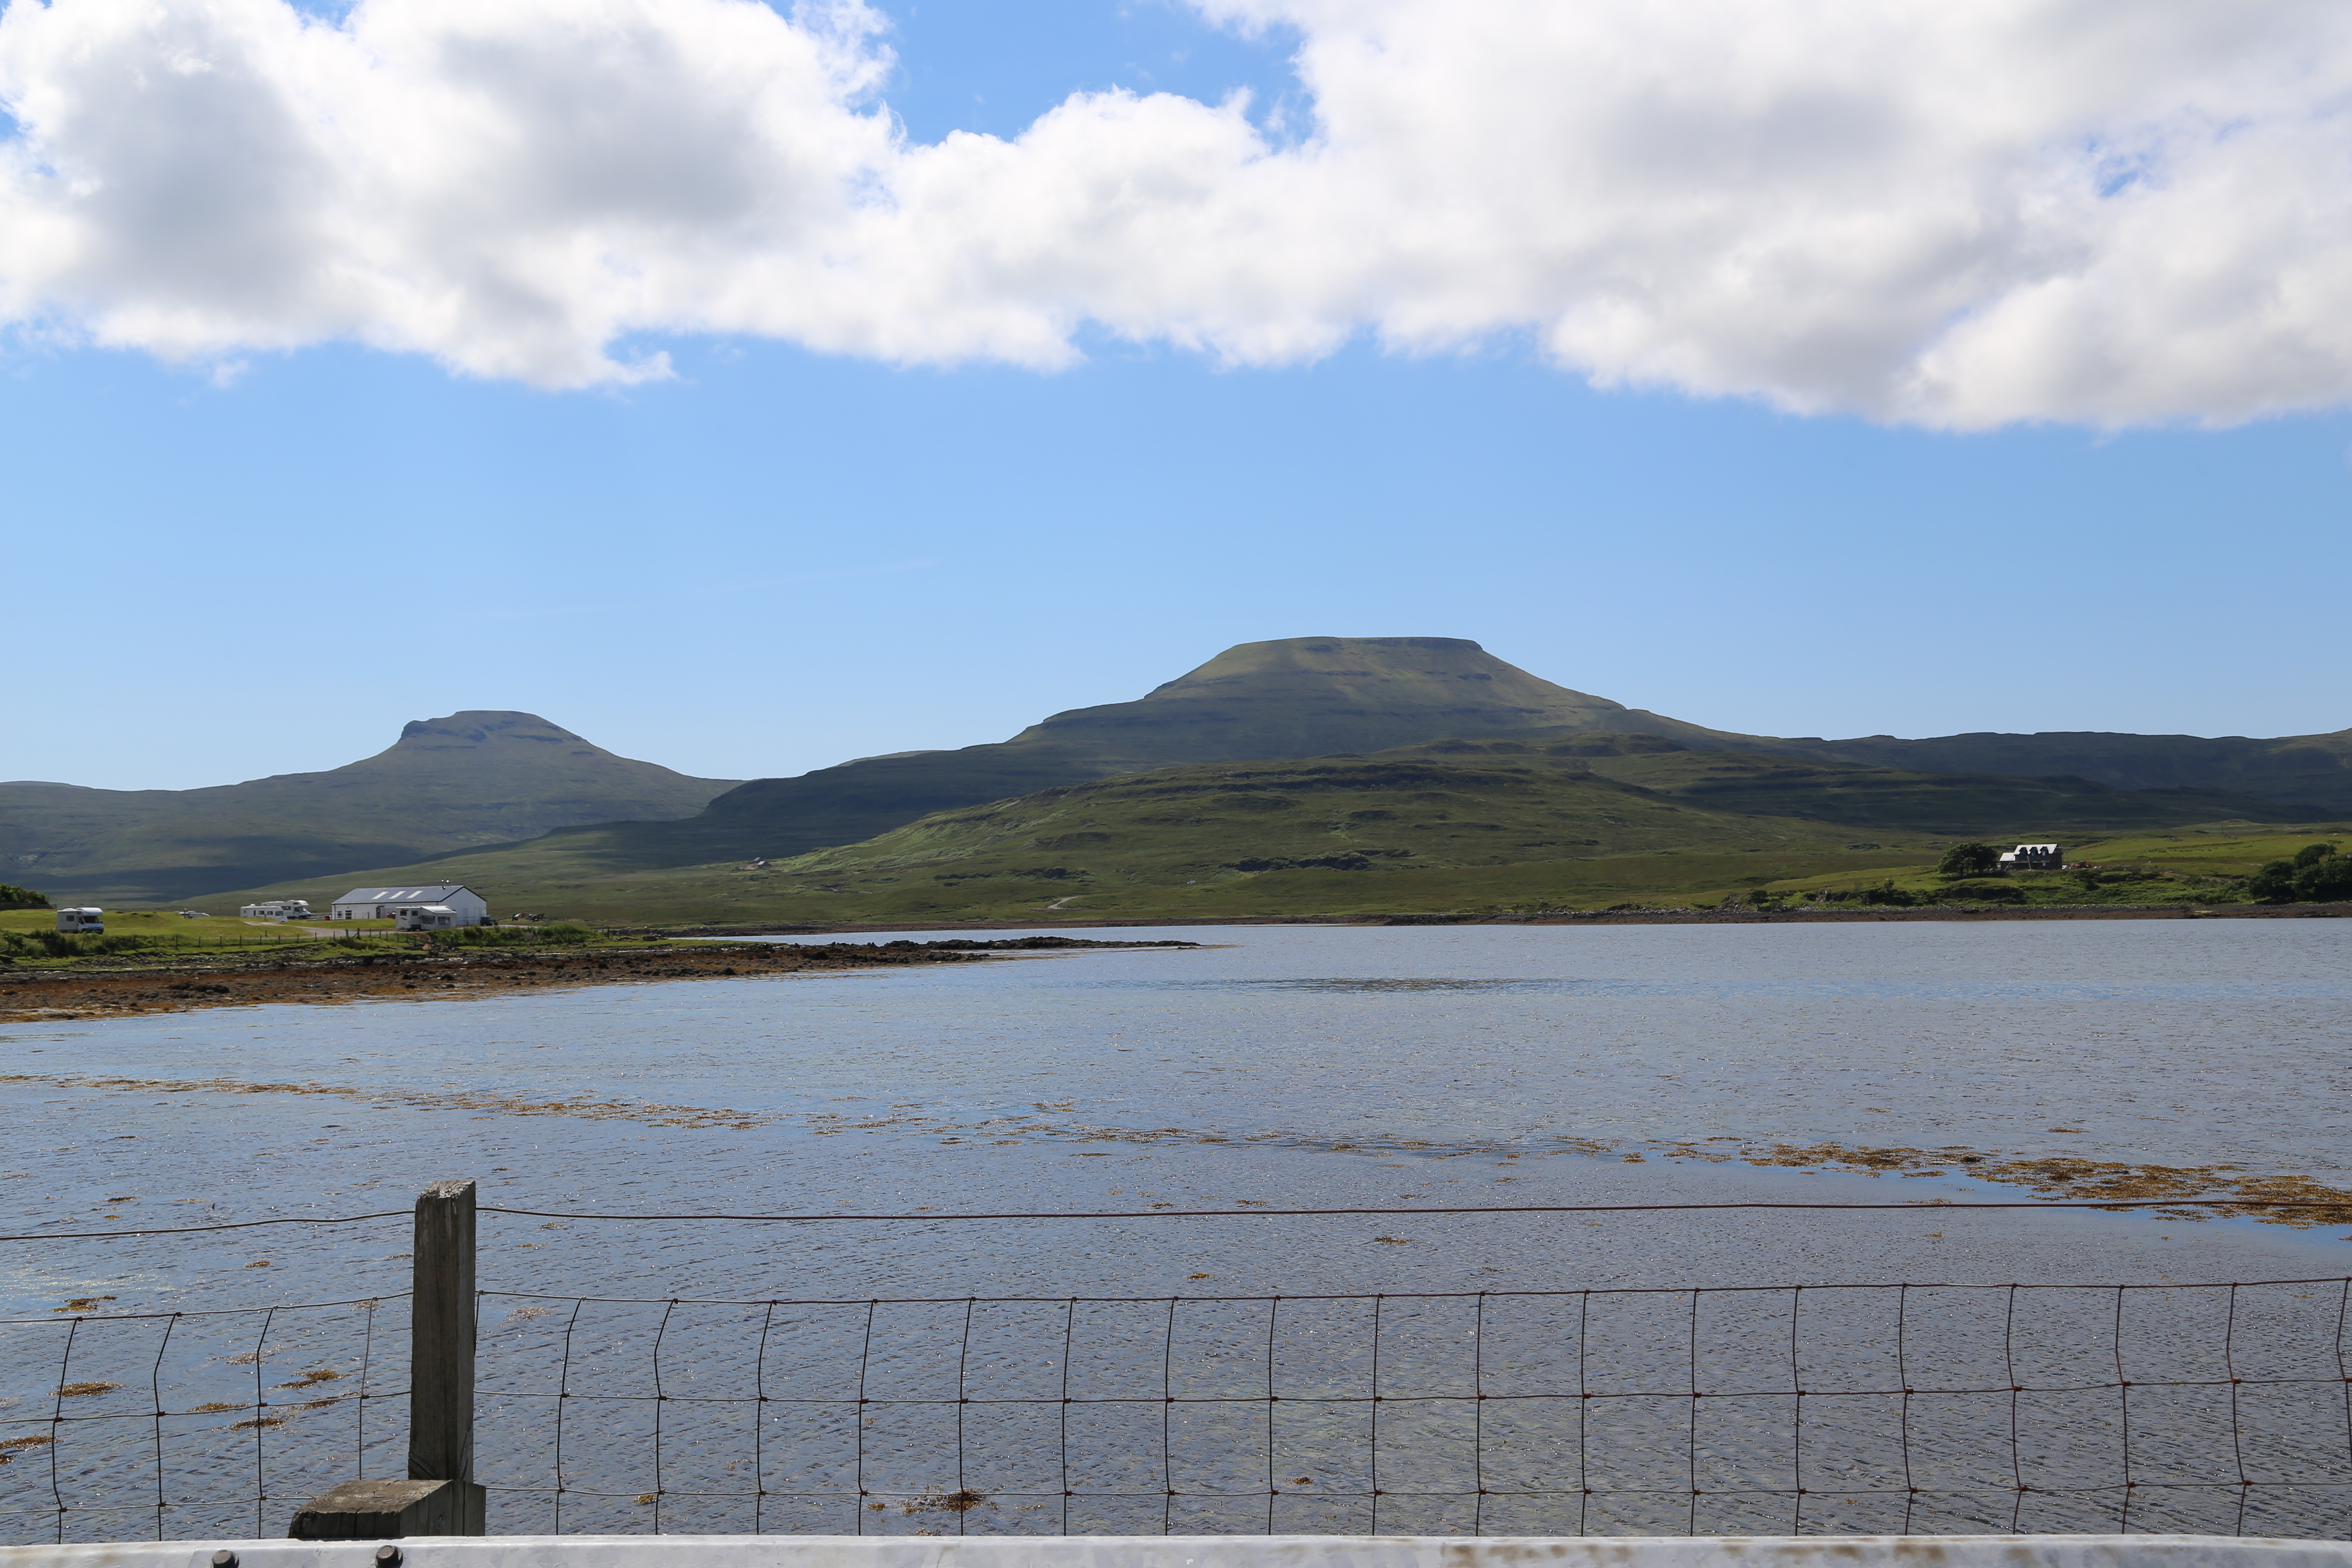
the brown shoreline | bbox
[640,900,2352,938]
[0,939,1174,1025]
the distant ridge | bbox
[185,638,2352,916]
[1768,729,2352,810]
[1,711,738,905]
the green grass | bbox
[1737,825,2352,908]
[0,904,658,966]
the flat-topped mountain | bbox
[202,638,1752,904]
[183,637,2352,917]
[1,711,738,905]
[680,636,1761,857]
[1002,636,1745,761]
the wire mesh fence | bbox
[0,1294,410,1544]
[7,1180,2352,1547]
[468,1279,2352,1541]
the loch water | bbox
[4,920,2349,1541]
[5,918,2350,1305]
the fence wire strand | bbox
[453,1277,2352,1541]
[11,1277,2352,1544]
[0,1294,410,1544]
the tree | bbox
[2248,860,2298,902]
[2294,851,2352,903]
[1937,842,2001,877]
[0,883,49,909]
[2293,842,2340,869]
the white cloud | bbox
[4,0,2351,426]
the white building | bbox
[1998,842,2064,872]
[55,906,104,933]
[331,883,492,925]
[239,899,314,920]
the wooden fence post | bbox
[408,1178,485,1529]
[288,1179,486,1539]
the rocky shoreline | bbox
[0,936,1195,1025]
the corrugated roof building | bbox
[331,884,491,925]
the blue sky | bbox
[5,0,2350,792]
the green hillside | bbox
[2,712,737,906]
[1772,728,2352,812]
[185,637,1766,906]
[1366,734,2315,833]
[165,634,2352,921]
[197,753,1934,924]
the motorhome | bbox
[55,907,104,934]
[239,899,314,921]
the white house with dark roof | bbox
[1998,843,2064,872]
[331,883,491,925]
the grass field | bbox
[0,905,668,967]
[0,907,377,941]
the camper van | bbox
[395,904,462,931]
[55,907,104,934]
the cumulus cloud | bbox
[3,0,2351,425]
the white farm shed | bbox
[331,883,491,925]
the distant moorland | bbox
[14,637,2350,923]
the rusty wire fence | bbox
[466,1278,2352,1541]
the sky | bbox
[4,0,2350,792]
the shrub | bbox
[2293,851,2352,903]
[1938,879,2023,902]
[0,883,50,909]
[1937,843,2002,877]
[1,931,162,958]
[2248,860,2299,902]
[1859,882,1921,907]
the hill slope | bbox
[1367,734,2317,834]
[2,712,738,905]
[199,751,1926,925]
[1771,729,2352,811]
[187,637,1764,906]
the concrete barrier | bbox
[6,1538,2348,1568]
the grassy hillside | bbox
[3,711,737,906]
[196,753,1935,924]
[196,732,2343,925]
[1365,734,2315,833]
[183,637,1770,904]
[1773,728,2352,812]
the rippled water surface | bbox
[4,921,2350,1541]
